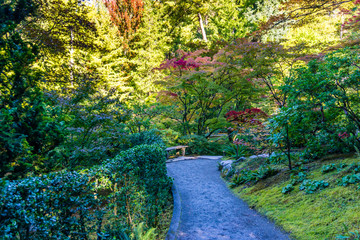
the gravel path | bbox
[166,158,290,240]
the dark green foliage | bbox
[114,144,172,226]
[0,89,65,179]
[338,174,360,187]
[346,164,360,174]
[282,184,295,194]
[47,89,130,169]
[230,165,278,188]
[321,163,337,173]
[322,163,348,174]
[290,171,308,185]
[282,171,308,194]
[0,144,172,238]
[337,230,360,240]
[0,171,99,239]
[181,135,223,155]
[0,0,67,179]
[278,48,360,161]
[299,180,329,194]
[256,165,279,180]
[230,169,257,187]
[126,130,165,149]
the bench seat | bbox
[165,145,189,158]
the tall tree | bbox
[103,0,144,41]
[0,0,65,178]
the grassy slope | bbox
[230,156,360,240]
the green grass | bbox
[157,195,174,240]
[231,156,360,240]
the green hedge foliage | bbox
[126,130,165,149]
[0,144,172,239]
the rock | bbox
[219,160,234,177]
[235,157,246,162]
[220,160,234,166]
[249,153,269,159]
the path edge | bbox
[165,181,181,240]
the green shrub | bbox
[0,90,65,179]
[159,129,182,147]
[114,144,172,226]
[230,165,278,188]
[181,134,223,155]
[223,143,248,158]
[127,130,165,149]
[0,144,172,239]
[0,171,99,239]
[255,165,279,180]
[299,180,329,194]
[230,169,257,188]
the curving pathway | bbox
[166,157,289,240]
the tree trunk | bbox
[70,28,74,86]
[198,13,207,42]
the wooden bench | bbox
[165,145,189,159]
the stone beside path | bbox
[166,157,290,240]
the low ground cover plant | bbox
[299,179,329,194]
[230,165,278,188]
[229,155,360,239]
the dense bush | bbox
[0,1,66,179]
[0,90,65,179]
[159,129,182,147]
[181,134,224,155]
[113,144,171,226]
[0,144,172,239]
[126,130,165,149]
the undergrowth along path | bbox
[166,157,289,240]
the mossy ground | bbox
[157,195,173,240]
[229,155,360,240]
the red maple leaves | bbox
[225,108,268,126]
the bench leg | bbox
[167,151,170,159]
[181,148,185,156]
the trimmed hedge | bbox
[127,130,165,149]
[0,144,172,239]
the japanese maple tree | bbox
[156,49,258,136]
